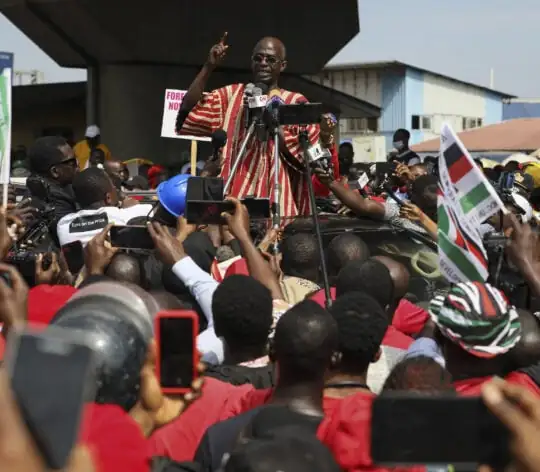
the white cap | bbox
[85,125,101,138]
[511,192,533,223]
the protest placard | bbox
[160,89,210,142]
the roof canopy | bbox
[411,119,540,153]
[0,0,360,75]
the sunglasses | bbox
[251,54,281,66]
[51,157,77,170]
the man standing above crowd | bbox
[391,128,420,165]
[74,125,112,170]
[175,33,319,217]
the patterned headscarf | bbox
[429,281,521,359]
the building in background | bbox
[503,98,540,120]
[308,61,514,160]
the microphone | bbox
[306,141,332,173]
[265,93,284,130]
[211,129,227,161]
[248,82,269,141]
[244,83,255,129]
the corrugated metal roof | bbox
[325,61,515,99]
[411,118,540,153]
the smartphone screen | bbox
[186,177,224,202]
[185,200,235,225]
[7,327,96,470]
[155,312,198,394]
[242,198,271,219]
[371,394,510,468]
[109,225,154,250]
[61,241,85,274]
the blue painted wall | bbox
[404,68,425,145]
[380,70,406,151]
[484,91,503,124]
[503,102,540,120]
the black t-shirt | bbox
[194,407,322,472]
[194,408,262,472]
[204,364,275,389]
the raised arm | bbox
[175,32,229,133]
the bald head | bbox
[105,253,142,286]
[254,37,286,60]
[372,256,410,300]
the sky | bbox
[0,0,538,97]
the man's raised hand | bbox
[207,32,229,68]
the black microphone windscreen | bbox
[211,129,227,149]
[255,82,269,94]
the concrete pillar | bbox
[86,65,99,126]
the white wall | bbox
[423,74,486,119]
[306,69,382,107]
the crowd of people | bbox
[4,33,540,472]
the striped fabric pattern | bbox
[429,281,521,358]
[178,83,319,217]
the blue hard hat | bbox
[157,174,192,217]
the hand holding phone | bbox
[6,325,97,470]
[61,240,85,274]
[109,225,154,250]
[220,198,250,241]
[154,311,199,395]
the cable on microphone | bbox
[210,129,227,161]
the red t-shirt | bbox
[81,403,150,472]
[147,377,255,462]
[391,299,429,337]
[454,371,540,397]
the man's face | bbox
[50,144,78,185]
[339,145,354,164]
[251,39,286,86]
[87,136,100,148]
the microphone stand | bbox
[224,120,257,195]
[268,113,281,231]
[299,130,332,309]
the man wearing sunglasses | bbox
[27,136,79,242]
[176,34,320,218]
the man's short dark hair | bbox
[330,292,388,373]
[280,233,320,281]
[225,435,340,472]
[339,142,353,151]
[382,356,455,393]
[212,275,273,352]
[273,299,338,382]
[393,128,410,141]
[28,136,68,174]
[327,233,370,278]
[336,259,394,309]
[72,167,114,208]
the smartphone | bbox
[154,311,199,395]
[6,325,97,470]
[186,176,224,202]
[371,394,510,468]
[185,200,235,225]
[242,197,271,219]
[109,225,154,250]
[61,240,85,274]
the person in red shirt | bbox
[373,255,429,337]
[428,281,538,396]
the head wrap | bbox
[429,281,521,358]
